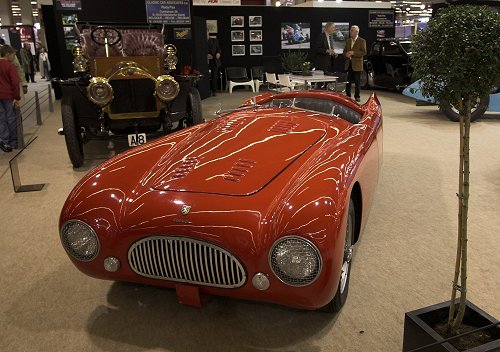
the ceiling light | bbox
[336,0,343,3]
[275,0,281,6]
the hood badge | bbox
[180,205,191,216]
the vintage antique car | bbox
[58,24,203,168]
[59,90,383,312]
[362,37,413,91]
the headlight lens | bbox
[269,236,322,287]
[60,220,99,261]
[87,77,113,107]
[155,75,179,102]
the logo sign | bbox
[55,0,82,11]
[145,0,191,25]
[180,205,191,216]
[128,133,147,147]
[368,10,395,28]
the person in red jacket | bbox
[0,45,20,152]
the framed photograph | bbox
[250,44,262,56]
[63,26,77,39]
[231,16,244,27]
[62,14,78,25]
[281,22,311,49]
[174,28,192,40]
[207,20,218,34]
[231,30,245,42]
[249,30,262,42]
[322,22,349,54]
[249,16,262,27]
[232,44,245,56]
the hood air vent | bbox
[268,121,299,134]
[217,116,247,133]
[224,159,256,182]
[171,157,200,179]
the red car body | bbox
[59,90,383,311]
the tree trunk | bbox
[449,98,471,334]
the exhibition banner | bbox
[193,0,241,6]
[368,10,394,28]
[55,0,82,11]
[145,0,191,25]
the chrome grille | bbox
[128,236,246,288]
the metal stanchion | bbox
[15,108,25,149]
[35,91,42,125]
[48,84,54,112]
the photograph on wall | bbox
[62,14,78,25]
[281,22,310,49]
[231,16,244,27]
[250,44,263,56]
[174,28,192,40]
[206,20,218,33]
[322,22,349,54]
[249,16,262,27]
[63,26,77,39]
[232,44,245,56]
[377,29,386,38]
[231,30,245,42]
[249,30,262,41]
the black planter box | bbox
[402,300,500,352]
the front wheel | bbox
[61,96,84,168]
[440,95,489,122]
[186,87,203,126]
[320,199,355,313]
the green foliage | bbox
[412,5,500,111]
[281,51,308,72]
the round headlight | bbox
[87,77,113,107]
[155,75,179,102]
[269,236,322,287]
[60,220,99,261]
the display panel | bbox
[281,23,310,49]
[206,20,218,33]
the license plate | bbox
[128,133,147,147]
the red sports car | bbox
[59,90,383,312]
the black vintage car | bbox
[58,24,203,168]
[363,38,413,91]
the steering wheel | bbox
[90,26,122,46]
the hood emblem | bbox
[180,205,191,216]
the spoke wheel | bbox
[320,199,355,313]
[61,96,84,168]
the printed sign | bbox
[146,0,191,25]
[368,10,394,28]
[55,0,82,11]
[193,0,241,6]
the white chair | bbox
[277,74,296,91]
[251,66,265,93]
[226,67,255,94]
[265,72,281,92]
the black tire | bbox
[186,87,203,126]
[61,96,84,168]
[320,199,355,313]
[360,70,369,89]
[440,95,489,122]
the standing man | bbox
[314,22,337,73]
[207,31,221,97]
[20,42,36,83]
[0,45,21,152]
[0,38,28,96]
[343,25,366,102]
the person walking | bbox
[0,38,28,96]
[39,47,51,80]
[20,42,36,83]
[314,22,337,73]
[0,45,21,152]
[343,25,367,102]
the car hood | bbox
[150,108,334,196]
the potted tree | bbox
[402,4,500,352]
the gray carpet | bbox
[1,83,499,352]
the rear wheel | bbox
[440,95,489,122]
[185,87,203,127]
[320,199,355,313]
[61,96,84,168]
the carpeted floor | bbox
[1,84,499,352]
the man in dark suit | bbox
[314,22,337,73]
[343,25,367,102]
[207,32,221,97]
